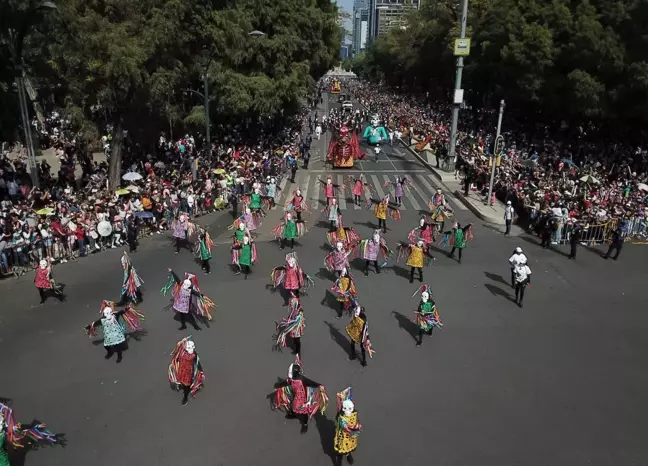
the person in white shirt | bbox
[504,200,515,235]
[508,247,527,288]
[513,260,531,308]
[315,124,322,140]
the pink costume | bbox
[352,180,364,197]
[284,264,304,290]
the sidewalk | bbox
[398,138,506,225]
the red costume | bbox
[177,352,196,386]
[326,125,362,168]
[34,267,52,289]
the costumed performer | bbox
[168,336,205,406]
[171,213,193,254]
[232,235,257,278]
[348,174,371,206]
[408,216,436,249]
[34,259,66,305]
[345,304,375,367]
[397,239,435,283]
[326,198,341,231]
[325,241,351,277]
[271,252,314,304]
[441,222,473,264]
[355,229,391,276]
[319,176,343,206]
[84,300,145,362]
[117,251,143,305]
[271,211,306,250]
[161,270,216,330]
[326,213,360,250]
[362,116,388,146]
[264,177,280,209]
[384,176,409,207]
[272,357,328,434]
[367,194,400,233]
[334,388,362,466]
[411,285,442,347]
[195,228,213,274]
[0,403,59,466]
[331,267,357,318]
[286,188,308,222]
[231,221,251,245]
[273,293,305,356]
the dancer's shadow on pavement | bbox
[484,283,515,302]
[484,271,509,287]
[315,220,332,230]
[353,220,376,230]
[325,321,349,356]
[315,413,338,465]
[392,311,419,342]
[316,267,337,282]
[350,257,365,273]
[390,265,410,280]
[7,420,67,466]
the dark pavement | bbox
[1,95,648,465]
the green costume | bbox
[239,244,252,266]
[283,220,297,239]
[250,193,262,210]
[417,301,436,331]
[235,229,246,242]
[0,431,8,466]
[454,229,466,248]
[198,239,212,260]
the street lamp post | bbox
[447,0,469,169]
[486,100,505,206]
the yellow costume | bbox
[337,226,347,241]
[375,203,387,220]
[406,245,424,268]
[336,277,356,302]
[345,315,365,344]
[334,412,360,454]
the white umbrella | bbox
[154,161,165,168]
[637,183,648,192]
[550,207,563,217]
[97,221,113,237]
[126,185,140,193]
[122,172,143,181]
[579,174,600,184]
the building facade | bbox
[368,0,421,40]
[352,0,370,56]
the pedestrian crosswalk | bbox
[272,171,467,213]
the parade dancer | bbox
[249,186,264,213]
[513,259,532,308]
[232,205,262,234]
[172,213,191,254]
[384,176,409,206]
[286,188,308,222]
[272,357,328,434]
[334,388,362,466]
[325,241,351,277]
[397,240,434,283]
[195,229,213,274]
[272,211,306,250]
[232,221,251,245]
[161,270,215,330]
[271,253,314,304]
[0,403,59,464]
[412,285,442,347]
[349,174,371,206]
[320,176,342,206]
[345,304,375,367]
[232,235,257,278]
[508,247,528,288]
[367,194,400,233]
[331,267,358,318]
[442,222,473,264]
[263,177,280,209]
[117,251,143,305]
[84,300,145,363]
[326,213,360,250]
[326,198,341,231]
[274,293,305,356]
[355,230,391,276]
[168,336,205,406]
[408,216,435,249]
[34,259,65,305]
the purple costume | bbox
[174,287,191,314]
[331,250,349,271]
[395,182,404,198]
[173,221,188,239]
[363,239,380,261]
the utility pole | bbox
[17,74,39,189]
[487,100,505,206]
[447,0,470,167]
[203,73,210,158]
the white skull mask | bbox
[286,213,292,221]
[341,267,348,276]
[342,399,354,416]
[354,305,361,317]
[185,340,195,354]
[103,307,113,319]
[296,189,301,196]
[327,178,332,185]
[417,240,424,247]
[336,242,343,251]
[288,257,296,268]
[182,279,192,290]
[239,223,246,231]
[421,291,429,302]
[254,188,260,194]
[39,260,47,269]
[419,218,425,227]
[373,232,380,243]
[245,207,251,214]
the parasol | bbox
[97,221,113,237]
[214,168,226,175]
[579,174,600,184]
[26,217,37,227]
[135,211,154,219]
[126,185,140,193]
[154,161,166,168]
[637,183,648,192]
[35,208,55,216]
[122,172,143,181]
[115,189,130,196]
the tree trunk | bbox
[108,117,124,191]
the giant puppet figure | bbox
[327,124,362,168]
[330,78,341,94]
[363,115,388,146]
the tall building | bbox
[368,0,421,39]
[352,0,369,56]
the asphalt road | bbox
[1,94,648,466]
